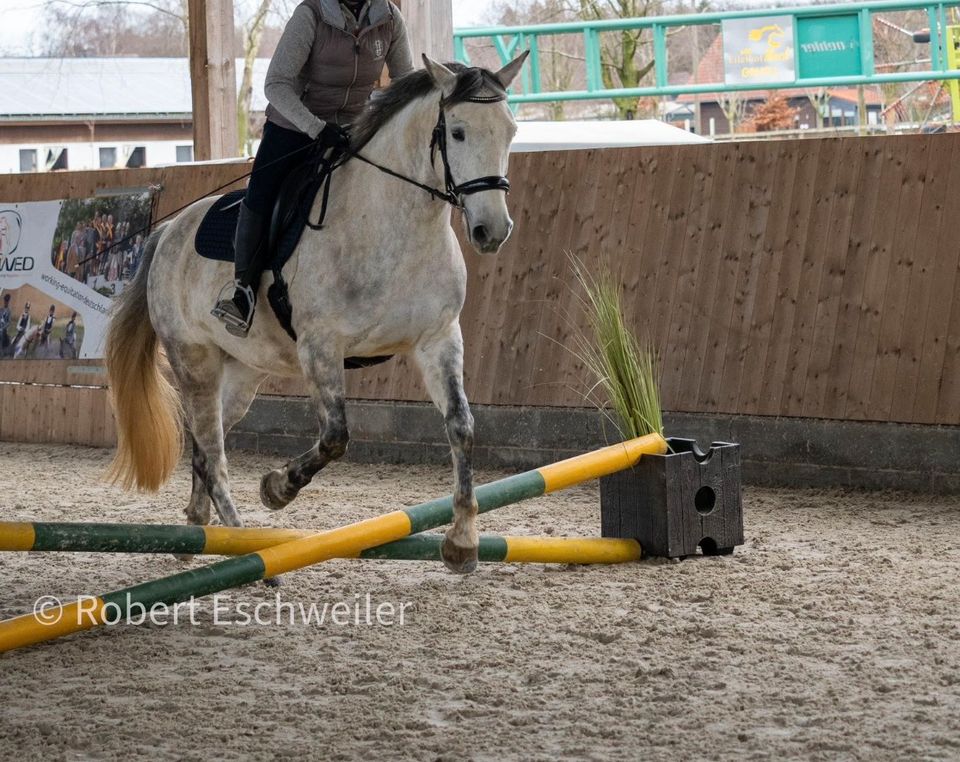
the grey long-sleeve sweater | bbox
[264,0,414,138]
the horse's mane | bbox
[351,63,507,150]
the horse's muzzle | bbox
[468,217,513,254]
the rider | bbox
[212,0,415,337]
[13,302,30,347]
[0,293,11,349]
[41,305,56,346]
[62,312,78,358]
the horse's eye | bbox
[451,127,465,142]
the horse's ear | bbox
[422,54,457,97]
[495,50,530,89]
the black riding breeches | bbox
[243,120,315,217]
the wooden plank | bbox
[540,148,608,407]
[841,138,908,420]
[892,135,954,419]
[820,137,885,419]
[649,145,700,349]
[781,138,844,417]
[522,149,594,407]
[865,137,931,421]
[717,140,778,413]
[735,140,800,414]
[754,138,823,416]
[661,143,719,411]
[464,152,540,405]
[696,141,759,412]
[800,138,865,418]
[673,142,740,411]
[913,137,960,423]
[934,258,960,424]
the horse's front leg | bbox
[414,323,478,574]
[260,341,348,510]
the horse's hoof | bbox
[263,575,282,588]
[260,469,297,511]
[441,537,479,574]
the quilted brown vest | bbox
[266,0,398,129]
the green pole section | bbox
[30,522,208,556]
[360,535,509,562]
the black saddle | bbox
[194,154,391,371]
[195,155,319,268]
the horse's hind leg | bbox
[413,324,478,574]
[260,342,347,510]
[184,361,265,529]
[166,343,243,528]
[184,434,211,526]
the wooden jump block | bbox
[599,438,744,559]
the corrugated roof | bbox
[0,57,269,118]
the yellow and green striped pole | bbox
[0,522,641,565]
[0,433,665,653]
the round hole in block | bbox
[695,486,716,515]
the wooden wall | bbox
[1,132,958,449]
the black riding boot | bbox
[212,201,266,337]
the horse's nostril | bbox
[472,225,489,244]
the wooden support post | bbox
[188,0,239,160]
[396,0,453,62]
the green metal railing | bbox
[453,0,960,104]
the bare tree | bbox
[40,0,188,56]
[717,91,747,132]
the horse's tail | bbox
[106,227,183,491]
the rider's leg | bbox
[213,120,314,336]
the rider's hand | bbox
[318,122,351,151]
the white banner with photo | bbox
[0,190,153,361]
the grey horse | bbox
[105,54,527,573]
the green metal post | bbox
[454,35,469,65]
[930,6,945,72]
[518,33,531,94]
[528,34,542,94]
[584,28,601,91]
[859,9,875,75]
[653,24,668,89]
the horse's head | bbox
[423,54,528,255]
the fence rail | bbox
[454,0,960,104]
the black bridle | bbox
[348,93,511,209]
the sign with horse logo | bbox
[0,189,154,360]
[722,15,797,85]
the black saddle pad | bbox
[195,189,246,262]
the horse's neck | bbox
[352,96,448,222]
